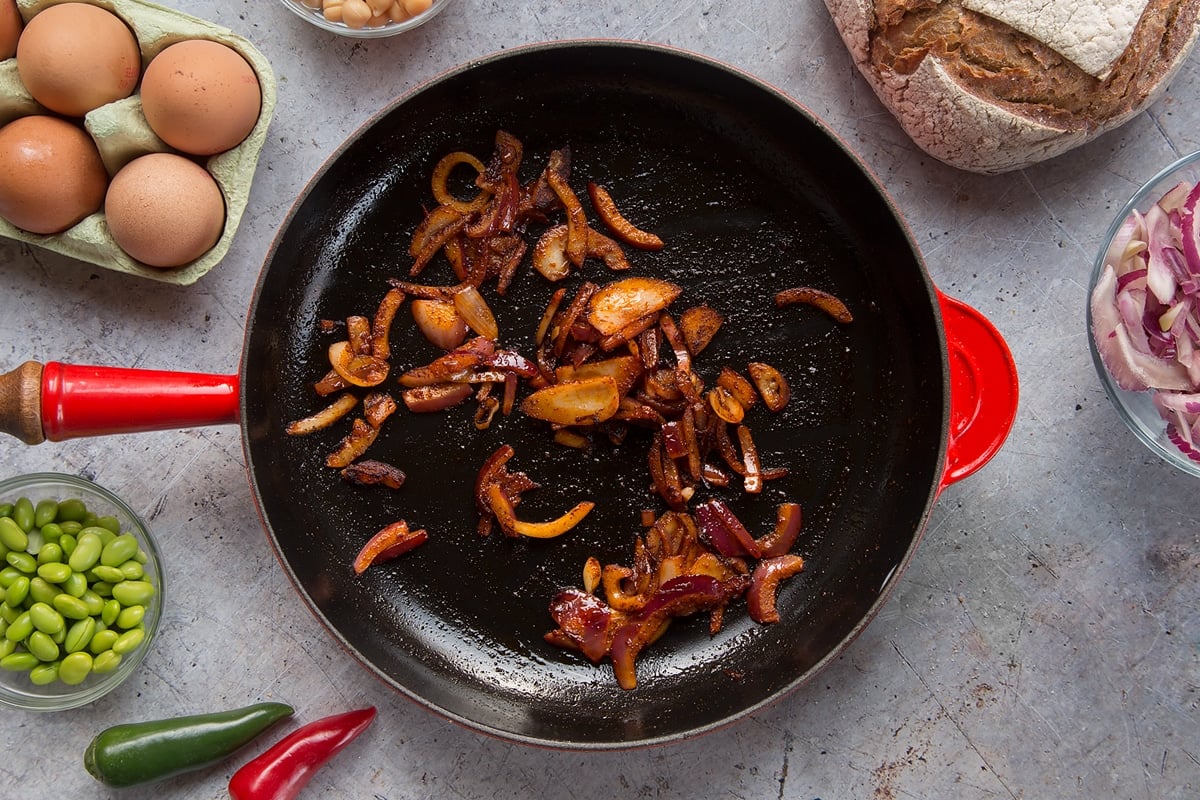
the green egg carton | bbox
[0,0,278,285]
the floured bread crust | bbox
[825,0,1200,173]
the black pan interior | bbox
[241,42,947,748]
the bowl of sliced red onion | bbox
[1089,150,1200,476]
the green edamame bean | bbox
[40,522,62,543]
[91,649,121,674]
[5,551,35,574]
[28,577,58,605]
[29,602,65,635]
[101,599,120,626]
[80,590,105,616]
[89,629,119,654]
[0,651,39,671]
[90,566,125,584]
[68,532,103,573]
[58,651,92,684]
[0,603,18,623]
[33,499,59,529]
[36,542,63,565]
[0,639,15,658]
[134,549,148,565]
[115,605,144,629]
[111,581,154,607]
[29,662,59,685]
[52,594,89,621]
[62,571,87,598]
[0,517,28,551]
[59,534,77,556]
[12,497,34,532]
[56,498,87,523]
[96,516,121,535]
[27,630,59,661]
[5,576,29,607]
[50,625,65,644]
[111,628,144,655]
[100,534,139,568]
[91,581,113,597]
[118,561,143,580]
[6,611,32,642]
[58,521,82,536]
[65,617,96,653]
[0,566,20,588]
[0,502,11,517]
[36,562,72,584]
[89,628,120,652]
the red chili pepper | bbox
[227,706,376,800]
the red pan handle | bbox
[937,292,1018,492]
[0,361,239,444]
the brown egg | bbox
[140,39,262,156]
[16,3,140,117]
[105,153,225,268]
[0,115,107,234]
[0,0,23,61]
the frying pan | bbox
[0,41,1018,748]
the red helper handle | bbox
[937,293,1019,492]
[0,361,239,444]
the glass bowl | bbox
[0,473,163,711]
[1087,149,1200,478]
[277,0,453,38]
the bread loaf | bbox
[824,0,1200,173]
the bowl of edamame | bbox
[0,473,163,711]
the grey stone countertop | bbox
[1,1,1198,798]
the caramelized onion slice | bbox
[747,555,805,623]
[775,286,853,323]
[554,355,644,396]
[411,298,469,350]
[486,483,594,539]
[454,285,500,340]
[587,182,664,251]
[353,520,428,575]
[532,224,571,281]
[286,393,358,436]
[328,341,389,387]
[431,151,490,213]
[748,362,790,412]
[520,375,621,426]
[679,304,723,354]
[586,277,682,336]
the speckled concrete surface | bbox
[0,1,1198,798]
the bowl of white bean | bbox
[278,0,451,37]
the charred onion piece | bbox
[520,375,620,426]
[401,383,473,413]
[371,288,405,360]
[409,205,468,276]
[431,151,490,213]
[695,498,762,558]
[586,277,682,337]
[285,393,357,436]
[454,285,500,340]
[328,341,389,388]
[486,484,594,539]
[341,459,407,490]
[756,502,802,557]
[587,182,664,251]
[411,298,469,350]
[747,555,805,623]
[546,150,587,267]
[748,362,790,412]
[775,286,853,323]
[585,227,631,271]
[737,424,763,494]
[353,520,428,575]
[678,304,723,354]
[532,224,571,281]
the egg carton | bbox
[0,0,277,285]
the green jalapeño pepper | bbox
[84,701,295,787]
